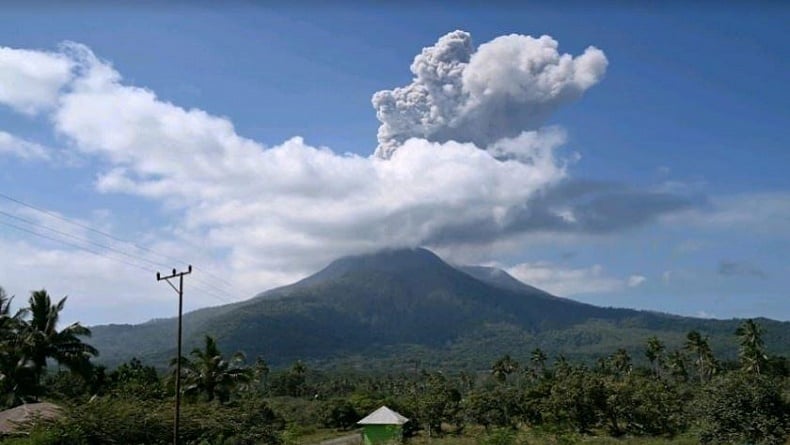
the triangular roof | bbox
[357,406,409,425]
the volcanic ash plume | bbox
[372,30,607,158]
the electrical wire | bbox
[1,217,236,305]
[0,209,168,270]
[0,191,240,293]
[0,198,241,304]
[0,219,156,274]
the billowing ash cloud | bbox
[0,33,696,310]
[425,179,701,246]
[0,40,573,295]
[372,30,608,158]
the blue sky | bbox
[0,3,788,325]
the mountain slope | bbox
[90,248,790,369]
[458,265,553,297]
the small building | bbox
[357,406,409,445]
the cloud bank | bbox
[507,262,627,296]
[0,31,694,305]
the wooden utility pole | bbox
[157,265,192,445]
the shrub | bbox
[14,396,283,445]
[319,398,359,430]
[697,373,789,445]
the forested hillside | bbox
[90,248,790,370]
[2,287,788,444]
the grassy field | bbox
[287,427,703,445]
[407,431,700,445]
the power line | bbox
[0,191,240,294]
[188,282,236,305]
[0,192,135,247]
[192,265,236,290]
[0,219,155,274]
[190,275,239,301]
[0,212,237,305]
[0,209,169,270]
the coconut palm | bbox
[610,348,632,376]
[0,288,94,404]
[530,347,548,376]
[645,336,665,377]
[0,287,28,337]
[179,335,252,403]
[735,319,767,374]
[491,354,519,383]
[0,287,33,406]
[664,349,689,382]
[684,330,717,383]
[22,290,98,389]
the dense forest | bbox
[1,287,788,445]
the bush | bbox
[319,398,359,430]
[697,373,789,445]
[267,396,323,427]
[15,396,283,445]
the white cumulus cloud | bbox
[506,261,625,297]
[0,31,608,306]
[0,45,73,115]
[0,131,51,161]
[627,275,646,287]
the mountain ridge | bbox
[89,247,790,369]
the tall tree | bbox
[22,290,98,392]
[609,348,632,377]
[664,349,689,382]
[735,319,767,375]
[530,348,548,377]
[645,336,665,377]
[179,335,251,403]
[685,330,717,384]
[0,287,33,406]
[491,354,519,383]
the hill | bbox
[90,248,790,370]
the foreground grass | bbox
[285,427,701,445]
[408,431,700,445]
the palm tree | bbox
[179,335,251,403]
[491,354,519,383]
[0,287,33,406]
[735,319,767,375]
[23,290,98,389]
[530,348,548,377]
[664,349,689,382]
[645,336,665,377]
[0,287,28,337]
[250,356,270,393]
[609,348,632,376]
[684,330,716,383]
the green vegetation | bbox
[1,284,788,445]
[0,288,97,405]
